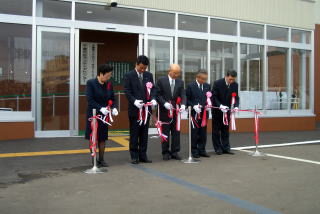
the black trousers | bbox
[212,116,230,152]
[191,119,207,156]
[129,116,150,160]
[161,116,180,155]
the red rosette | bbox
[176,97,181,105]
[107,100,113,107]
[232,92,237,97]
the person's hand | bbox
[151,99,157,106]
[100,107,108,115]
[193,105,202,113]
[134,100,144,109]
[179,104,186,113]
[219,104,229,113]
[112,108,119,116]
[233,107,239,113]
[164,102,173,110]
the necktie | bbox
[138,73,143,86]
[170,79,175,95]
[199,84,203,91]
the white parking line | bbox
[237,149,320,165]
[232,140,320,150]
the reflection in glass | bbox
[178,15,207,33]
[75,3,144,26]
[267,26,288,41]
[292,49,310,109]
[240,22,264,39]
[240,44,264,110]
[178,38,207,86]
[148,40,171,81]
[210,41,237,84]
[0,0,32,16]
[36,0,71,19]
[211,19,237,35]
[0,23,32,111]
[267,47,288,110]
[147,11,175,29]
[291,29,311,44]
[41,32,70,130]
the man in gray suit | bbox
[156,64,187,160]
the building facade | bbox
[0,0,319,140]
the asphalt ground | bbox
[0,125,319,214]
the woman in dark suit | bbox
[85,64,118,167]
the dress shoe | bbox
[140,158,152,163]
[216,151,223,155]
[131,159,139,164]
[97,160,109,167]
[163,154,171,161]
[171,153,182,160]
[223,150,235,155]
[192,154,200,158]
[199,152,210,158]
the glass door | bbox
[36,27,71,137]
[147,35,173,80]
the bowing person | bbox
[211,70,239,155]
[124,55,157,164]
[186,70,211,158]
[85,64,118,167]
[156,64,187,161]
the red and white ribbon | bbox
[137,102,152,126]
[102,100,113,126]
[230,92,237,130]
[168,101,174,119]
[155,104,169,143]
[176,97,182,131]
[88,115,101,157]
[201,91,212,127]
[146,82,153,100]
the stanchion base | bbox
[248,150,267,157]
[84,166,106,174]
[182,156,201,163]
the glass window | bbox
[75,3,144,26]
[210,41,237,84]
[0,0,32,16]
[267,26,288,41]
[178,38,208,85]
[147,11,175,29]
[36,0,72,19]
[291,29,311,44]
[211,19,237,35]
[291,49,310,110]
[178,15,207,33]
[240,44,264,110]
[240,22,264,39]
[0,23,32,111]
[267,47,288,110]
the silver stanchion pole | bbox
[249,105,266,157]
[182,106,200,163]
[84,109,105,174]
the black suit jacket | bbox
[156,76,186,121]
[186,81,210,118]
[211,78,239,118]
[124,69,157,117]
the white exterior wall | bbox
[86,0,319,29]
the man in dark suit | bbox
[124,55,157,164]
[156,64,187,161]
[186,70,211,158]
[211,70,239,155]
